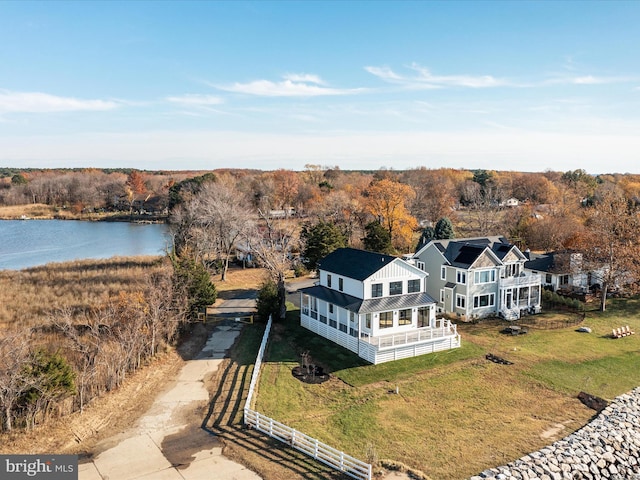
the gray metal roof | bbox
[299,286,435,314]
[358,292,436,314]
[299,285,363,311]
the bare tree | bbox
[249,214,300,319]
[581,189,640,311]
[0,330,35,432]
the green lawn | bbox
[252,298,640,480]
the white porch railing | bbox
[363,322,458,350]
[500,273,541,288]
[244,316,372,480]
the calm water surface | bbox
[0,220,170,270]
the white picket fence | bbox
[243,316,372,480]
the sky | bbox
[1,1,640,174]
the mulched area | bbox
[291,365,331,384]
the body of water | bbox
[0,219,170,270]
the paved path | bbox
[79,299,261,480]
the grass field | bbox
[252,299,640,480]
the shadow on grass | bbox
[202,323,349,480]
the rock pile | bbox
[470,387,640,480]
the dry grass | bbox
[0,256,167,329]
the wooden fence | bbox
[243,316,372,480]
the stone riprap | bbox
[470,387,640,480]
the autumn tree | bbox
[580,190,640,311]
[125,170,148,213]
[364,179,417,252]
[403,168,457,225]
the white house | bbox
[299,248,461,364]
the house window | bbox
[379,311,393,329]
[310,297,318,319]
[456,270,466,284]
[546,273,552,283]
[329,318,337,328]
[319,314,327,324]
[456,294,466,309]
[327,274,332,288]
[473,293,495,308]
[302,294,310,315]
[339,277,344,291]
[441,266,446,280]
[372,283,383,297]
[329,304,334,314]
[365,313,371,329]
[389,281,403,295]
[349,327,357,338]
[505,264,520,277]
[416,261,425,271]
[399,308,412,325]
[560,275,570,286]
[474,269,496,284]
[408,279,421,293]
[439,289,445,303]
[339,323,348,333]
[349,311,356,323]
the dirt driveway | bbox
[79,306,262,479]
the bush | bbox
[256,278,279,321]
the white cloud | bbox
[543,74,635,86]
[0,90,119,113]
[282,73,325,85]
[213,74,365,97]
[166,94,224,106]
[365,63,508,89]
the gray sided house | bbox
[299,248,461,365]
[413,237,542,321]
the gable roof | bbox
[418,236,523,268]
[318,248,398,280]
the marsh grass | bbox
[0,256,166,329]
[255,300,640,480]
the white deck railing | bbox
[243,316,372,480]
[500,273,541,288]
[363,322,458,350]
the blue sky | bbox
[1,1,639,173]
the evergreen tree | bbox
[301,221,347,270]
[416,226,435,251]
[256,278,280,321]
[172,254,217,319]
[434,217,455,240]
[363,220,393,254]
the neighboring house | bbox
[500,198,520,208]
[524,250,601,294]
[413,236,542,321]
[299,248,461,365]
